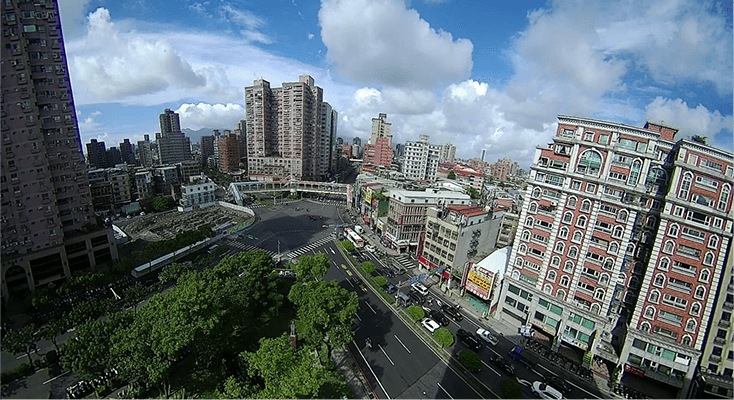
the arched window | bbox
[668,223,679,237]
[567,196,578,208]
[529,202,538,213]
[708,235,719,249]
[547,270,557,281]
[572,231,583,243]
[594,289,605,301]
[682,336,692,346]
[703,252,715,266]
[543,284,552,294]
[629,276,638,289]
[613,226,624,239]
[562,212,573,224]
[532,188,542,198]
[694,286,706,299]
[690,303,701,316]
[659,257,670,271]
[663,240,675,254]
[718,184,731,211]
[626,243,635,254]
[645,216,656,228]
[567,246,578,259]
[525,216,534,226]
[591,303,601,315]
[679,172,692,199]
[647,167,667,186]
[554,242,565,253]
[654,274,665,287]
[599,273,609,286]
[519,244,527,254]
[559,227,569,239]
[617,210,628,222]
[564,261,574,273]
[685,319,696,333]
[699,269,710,282]
[577,150,603,176]
[640,322,651,332]
[644,306,655,319]
[551,256,561,267]
[628,159,642,186]
[556,289,566,300]
[576,215,587,228]
[649,290,660,303]
[608,242,619,254]
[581,199,592,212]
[560,276,570,287]
[603,259,614,270]
[512,270,520,279]
[515,257,523,267]
[522,230,530,241]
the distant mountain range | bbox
[182,128,225,143]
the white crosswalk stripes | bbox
[394,254,415,270]
[225,240,277,258]
[284,236,335,259]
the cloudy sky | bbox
[61,0,733,168]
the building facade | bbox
[179,175,216,211]
[440,143,457,163]
[218,132,241,172]
[363,113,394,168]
[156,109,192,165]
[493,115,733,398]
[136,134,154,167]
[403,135,441,181]
[1,0,118,299]
[244,75,326,180]
[86,139,107,168]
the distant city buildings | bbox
[439,143,456,163]
[362,113,394,168]
[402,135,441,181]
[156,109,192,165]
[86,139,107,168]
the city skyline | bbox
[59,0,732,168]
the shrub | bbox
[406,305,425,322]
[458,349,482,373]
[361,262,375,275]
[373,275,388,287]
[434,328,454,347]
[499,379,523,399]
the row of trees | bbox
[55,251,357,398]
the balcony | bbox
[709,354,722,363]
[728,283,734,293]
[718,319,730,328]
[714,337,726,345]
[724,301,734,311]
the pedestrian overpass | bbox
[229,180,353,207]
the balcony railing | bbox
[718,319,730,328]
[724,302,734,311]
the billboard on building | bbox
[463,264,495,300]
[363,187,372,204]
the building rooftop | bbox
[474,246,510,277]
[446,205,487,217]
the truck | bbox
[508,345,538,369]
[354,225,364,234]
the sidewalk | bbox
[332,345,375,399]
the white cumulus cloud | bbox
[318,0,473,88]
[175,103,245,130]
[645,97,733,142]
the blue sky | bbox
[59,0,733,168]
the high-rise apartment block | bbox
[200,134,215,169]
[218,132,241,172]
[403,135,441,181]
[136,134,154,167]
[363,113,394,168]
[119,138,136,165]
[245,75,330,180]
[1,0,118,298]
[494,115,733,398]
[156,109,191,165]
[321,102,338,178]
[86,139,107,168]
[439,143,456,163]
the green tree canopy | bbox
[407,305,425,322]
[41,317,67,354]
[434,327,454,347]
[373,275,388,287]
[341,240,354,252]
[466,187,481,199]
[158,262,196,284]
[499,379,523,399]
[152,196,177,212]
[458,349,482,373]
[361,261,375,275]
[447,171,457,180]
[61,313,131,380]
[294,254,330,282]
[3,323,39,365]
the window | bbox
[662,294,688,309]
[551,256,561,267]
[690,303,701,316]
[612,226,624,239]
[628,160,642,186]
[703,253,714,267]
[525,216,534,226]
[694,286,705,300]
[594,289,605,301]
[519,244,527,254]
[554,242,565,253]
[603,259,614,270]
[719,185,731,211]
[571,180,582,190]
[682,336,692,347]
[608,242,619,254]
[572,231,583,243]
[584,131,594,141]
[562,212,573,224]
[649,290,660,303]
[529,202,538,213]
[567,246,578,258]
[567,196,578,208]
[640,322,651,332]
[543,284,552,294]
[585,183,597,194]
[599,134,609,145]
[668,223,679,237]
[564,261,574,273]
[617,210,628,222]
[556,289,566,300]
[685,319,696,333]
[663,240,675,254]
[532,188,542,198]
[560,276,570,287]
[695,175,719,190]
[679,172,692,199]
[559,227,569,239]
[547,271,557,282]
[644,306,655,319]
[654,274,665,287]
[577,150,603,176]
[659,257,670,271]
[576,215,587,228]
[515,257,523,267]
[581,199,592,212]
[522,230,530,241]
[708,235,719,249]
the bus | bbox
[344,227,364,249]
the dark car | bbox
[442,304,464,322]
[456,329,482,351]
[428,309,450,326]
[544,375,571,394]
[384,283,398,295]
[489,354,516,376]
[409,292,425,305]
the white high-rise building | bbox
[403,135,441,181]
[440,143,456,163]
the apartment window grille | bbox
[658,257,670,271]
[551,256,561,268]
[628,160,642,186]
[567,196,578,208]
[679,173,692,199]
[556,289,566,300]
[559,227,569,239]
[577,150,602,176]
[554,242,565,253]
[690,303,701,316]
[663,240,675,254]
[617,210,628,222]
[668,223,679,237]
[654,274,665,287]
[649,290,660,303]
[699,269,710,282]
[581,199,592,212]
[547,270,557,282]
[560,276,570,287]
[719,185,731,211]
[644,306,655,319]
[564,261,574,273]
[562,212,573,224]
[567,246,578,259]
[694,286,705,300]
[576,215,587,228]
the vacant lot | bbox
[117,206,254,241]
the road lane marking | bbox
[437,382,454,399]
[378,344,394,366]
[347,279,355,287]
[353,340,391,399]
[450,319,462,328]
[481,360,501,376]
[365,301,377,314]
[43,371,69,384]
[356,313,362,321]
[463,316,480,328]
[394,335,411,353]
[489,347,501,357]
[330,248,335,254]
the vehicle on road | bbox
[396,291,411,307]
[508,345,534,368]
[442,304,464,321]
[391,264,407,275]
[421,318,440,334]
[428,309,450,326]
[354,225,364,234]
[246,234,255,240]
[543,375,571,395]
[488,354,516,376]
[365,244,376,252]
[531,381,564,399]
[384,283,398,295]
[456,329,482,351]
[411,281,429,296]
[476,328,499,346]
[409,291,425,305]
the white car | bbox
[531,381,564,399]
[420,318,440,334]
[476,328,499,346]
[365,244,376,252]
[411,282,429,296]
